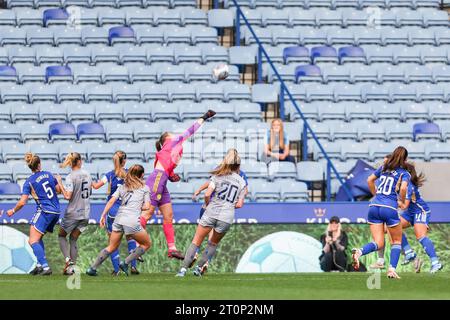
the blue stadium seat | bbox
[311,46,338,63]
[77,123,105,141]
[295,65,322,83]
[45,66,73,84]
[108,26,135,45]
[282,46,310,65]
[413,122,441,141]
[49,123,77,141]
[0,183,21,200]
[0,66,17,83]
[43,8,69,27]
[338,46,366,64]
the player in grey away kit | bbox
[87,164,152,276]
[56,152,93,275]
[176,149,246,277]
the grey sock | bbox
[182,243,199,269]
[125,247,145,265]
[69,237,78,263]
[197,242,217,268]
[58,236,70,261]
[91,249,111,270]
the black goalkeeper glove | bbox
[169,173,181,183]
[201,110,216,121]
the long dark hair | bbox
[156,132,170,152]
[383,146,408,172]
[25,153,41,172]
[405,162,426,187]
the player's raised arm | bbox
[171,110,216,147]
[193,181,210,200]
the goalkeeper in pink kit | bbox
[141,110,216,259]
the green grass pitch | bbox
[0,272,449,300]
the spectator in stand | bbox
[262,118,296,165]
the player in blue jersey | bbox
[92,151,140,275]
[6,153,63,275]
[397,162,443,273]
[352,146,410,279]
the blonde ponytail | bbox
[210,149,241,176]
[113,151,127,179]
[60,152,81,169]
[124,164,145,191]
[24,152,41,172]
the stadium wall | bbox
[2,223,449,274]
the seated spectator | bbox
[261,118,296,165]
[319,216,348,272]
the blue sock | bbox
[361,242,378,256]
[390,244,402,269]
[39,239,45,251]
[110,249,120,272]
[418,237,439,264]
[127,240,137,268]
[401,233,413,255]
[31,242,48,269]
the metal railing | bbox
[230,0,354,201]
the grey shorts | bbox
[112,221,143,235]
[60,218,89,234]
[199,215,231,234]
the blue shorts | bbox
[368,205,400,227]
[106,203,120,234]
[401,210,430,226]
[30,210,60,234]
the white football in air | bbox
[212,63,229,80]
